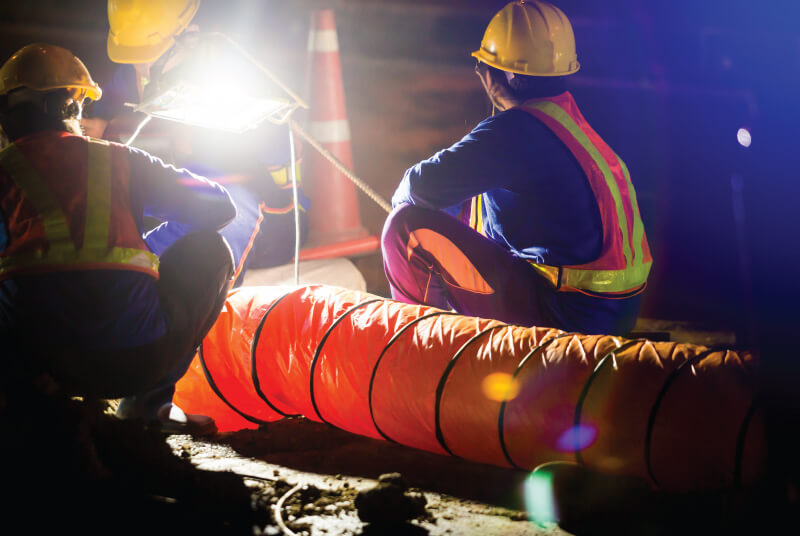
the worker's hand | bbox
[80,117,109,138]
[474,61,521,112]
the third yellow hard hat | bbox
[0,43,102,101]
[472,1,580,77]
[107,0,201,64]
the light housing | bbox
[133,32,306,132]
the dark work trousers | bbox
[381,204,641,336]
[1,231,233,411]
[112,230,234,418]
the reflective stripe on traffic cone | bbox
[301,8,378,260]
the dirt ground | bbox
[2,385,796,536]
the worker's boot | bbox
[116,397,216,436]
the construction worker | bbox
[0,43,236,434]
[382,1,652,336]
[84,0,308,286]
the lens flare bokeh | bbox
[555,423,598,452]
[481,372,520,401]
[523,469,559,525]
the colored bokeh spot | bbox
[555,424,598,452]
[523,470,558,524]
[481,372,520,401]
[737,127,752,148]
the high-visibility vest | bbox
[0,133,159,280]
[469,92,651,297]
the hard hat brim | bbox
[471,49,580,77]
[107,32,174,64]
[0,82,102,101]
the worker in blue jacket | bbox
[83,0,308,286]
[0,43,235,434]
[382,1,652,336]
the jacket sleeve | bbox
[125,145,237,255]
[392,112,521,211]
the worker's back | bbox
[0,131,166,349]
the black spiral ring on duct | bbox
[573,339,645,466]
[434,323,511,457]
[250,288,302,418]
[497,332,576,468]
[368,310,460,443]
[197,340,273,426]
[309,298,383,424]
[644,347,717,488]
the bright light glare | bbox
[137,47,294,132]
[737,127,752,148]
[523,471,558,525]
[481,372,520,402]
[139,83,290,132]
[555,424,598,452]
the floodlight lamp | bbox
[133,32,307,133]
[136,81,294,133]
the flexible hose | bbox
[175,286,766,492]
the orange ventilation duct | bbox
[174,285,766,492]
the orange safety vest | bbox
[469,92,652,297]
[0,132,159,280]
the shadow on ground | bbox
[220,418,530,509]
[218,417,800,535]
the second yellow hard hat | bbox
[472,1,580,77]
[107,0,201,64]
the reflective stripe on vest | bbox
[269,160,302,187]
[468,193,486,236]
[520,95,651,295]
[0,141,159,277]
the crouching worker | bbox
[0,44,235,434]
[382,1,652,336]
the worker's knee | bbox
[382,204,431,253]
[160,231,234,282]
[383,204,427,235]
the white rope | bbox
[289,119,392,214]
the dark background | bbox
[1,0,799,349]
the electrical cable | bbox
[288,125,301,285]
[123,114,151,147]
[274,482,304,536]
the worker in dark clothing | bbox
[0,43,236,434]
[382,1,652,336]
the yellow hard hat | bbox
[107,0,201,64]
[0,43,102,101]
[472,1,580,77]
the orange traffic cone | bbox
[300,8,379,260]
